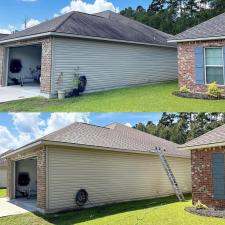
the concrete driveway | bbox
[0,198,37,218]
[0,85,48,103]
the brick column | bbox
[40,38,52,94]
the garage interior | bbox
[8,45,42,87]
[15,158,37,201]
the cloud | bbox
[60,0,119,15]
[124,123,132,128]
[22,18,40,29]
[44,113,90,135]
[0,113,90,154]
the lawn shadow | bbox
[33,194,191,225]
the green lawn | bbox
[0,188,6,198]
[1,81,225,112]
[0,195,224,225]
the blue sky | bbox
[0,0,151,33]
[0,112,162,153]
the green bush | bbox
[194,200,208,209]
[207,82,222,98]
[179,86,191,93]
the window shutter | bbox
[212,153,225,199]
[195,47,205,84]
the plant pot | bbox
[58,90,66,100]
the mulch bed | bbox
[185,207,225,218]
[172,91,225,100]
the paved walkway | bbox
[0,198,37,218]
[0,85,48,103]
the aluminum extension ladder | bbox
[155,147,185,201]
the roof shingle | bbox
[169,12,225,42]
[180,124,225,149]
[0,11,174,47]
[39,122,189,157]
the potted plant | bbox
[57,72,65,100]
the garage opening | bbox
[8,45,42,88]
[15,158,37,201]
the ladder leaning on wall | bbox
[155,146,185,202]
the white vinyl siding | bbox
[52,37,177,94]
[47,147,191,212]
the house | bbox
[179,124,225,208]
[169,13,225,94]
[0,11,177,98]
[0,150,13,188]
[4,122,191,214]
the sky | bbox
[0,0,151,33]
[0,112,162,154]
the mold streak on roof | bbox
[169,12,225,42]
[0,11,175,47]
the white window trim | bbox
[204,47,225,86]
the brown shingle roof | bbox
[0,11,174,47]
[169,12,225,42]
[180,124,225,149]
[40,122,189,157]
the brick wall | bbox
[0,37,52,94]
[7,147,47,210]
[192,146,225,208]
[178,39,225,94]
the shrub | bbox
[194,200,208,209]
[207,82,222,98]
[179,86,191,93]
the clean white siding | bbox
[0,167,7,187]
[52,37,177,94]
[47,147,191,212]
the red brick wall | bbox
[178,40,225,94]
[192,146,225,208]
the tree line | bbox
[120,0,225,34]
[134,113,225,144]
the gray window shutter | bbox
[195,47,205,84]
[213,153,225,199]
[223,47,225,79]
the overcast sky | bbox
[0,0,151,34]
[0,113,162,154]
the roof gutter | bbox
[0,31,176,48]
[3,139,190,159]
[168,35,225,43]
[178,141,225,151]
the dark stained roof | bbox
[180,124,225,149]
[0,11,175,47]
[32,122,189,158]
[0,33,8,40]
[169,12,225,42]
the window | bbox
[205,48,224,85]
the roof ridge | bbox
[108,123,179,147]
[53,11,76,32]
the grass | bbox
[0,188,6,198]
[0,195,225,225]
[1,81,225,112]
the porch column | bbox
[0,46,4,87]
[40,38,52,95]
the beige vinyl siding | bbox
[52,37,177,94]
[47,147,191,211]
[0,167,7,187]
